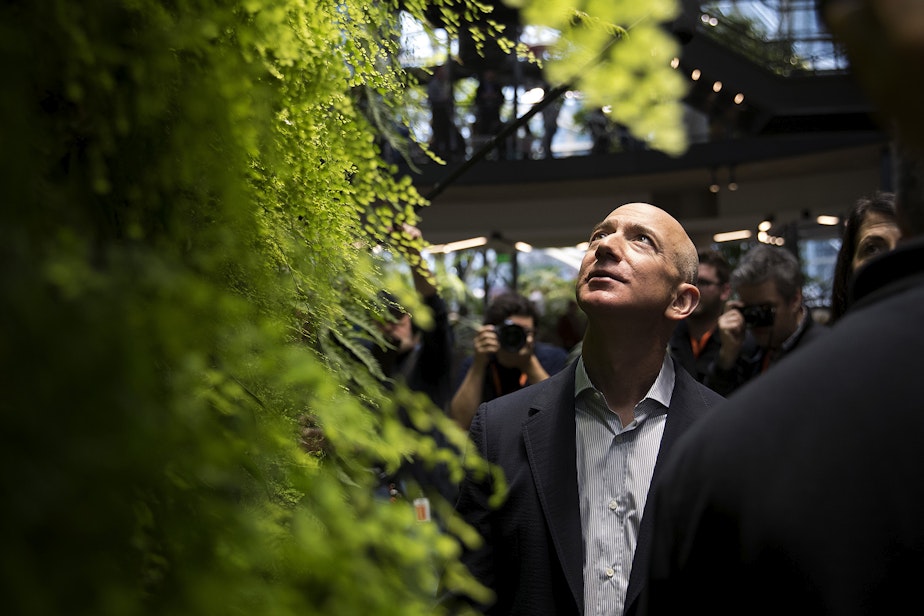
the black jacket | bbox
[636,238,924,616]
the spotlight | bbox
[514,241,533,253]
[714,230,752,242]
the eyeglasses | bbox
[696,278,721,288]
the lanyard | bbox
[690,329,714,358]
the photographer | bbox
[449,292,568,430]
[704,244,827,396]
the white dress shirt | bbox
[574,354,674,616]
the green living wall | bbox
[0,0,685,614]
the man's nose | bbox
[594,232,624,261]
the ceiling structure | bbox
[403,0,893,250]
[413,137,889,249]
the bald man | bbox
[449,204,724,616]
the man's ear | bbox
[667,283,700,321]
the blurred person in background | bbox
[829,191,900,322]
[669,249,733,383]
[705,245,826,395]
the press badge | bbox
[413,497,431,522]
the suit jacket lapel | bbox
[522,365,584,613]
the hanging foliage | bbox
[514,0,688,154]
[0,0,685,614]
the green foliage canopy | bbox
[0,0,686,613]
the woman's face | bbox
[852,211,902,272]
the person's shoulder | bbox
[534,341,569,371]
[535,341,568,358]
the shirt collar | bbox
[574,352,675,411]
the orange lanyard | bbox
[690,329,713,358]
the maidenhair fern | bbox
[0,0,685,614]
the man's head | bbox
[576,202,699,327]
[692,249,732,320]
[731,245,804,349]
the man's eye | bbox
[636,234,654,245]
[591,230,608,241]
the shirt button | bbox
[608,499,618,511]
[605,567,615,578]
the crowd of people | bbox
[361,1,924,613]
[375,185,899,607]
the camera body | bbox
[740,304,776,327]
[497,320,529,352]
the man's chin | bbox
[577,290,627,313]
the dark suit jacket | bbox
[635,238,924,616]
[454,357,724,615]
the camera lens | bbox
[497,321,528,352]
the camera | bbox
[497,320,529,352]
[740,304,776,327]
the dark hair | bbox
[731,244,804,302]
[483,292,540,326]
[829,191,897,322]
[697,249,731,285]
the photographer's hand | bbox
[716,301,747,369]
[472,325,500,366]
[450,325,498,430]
